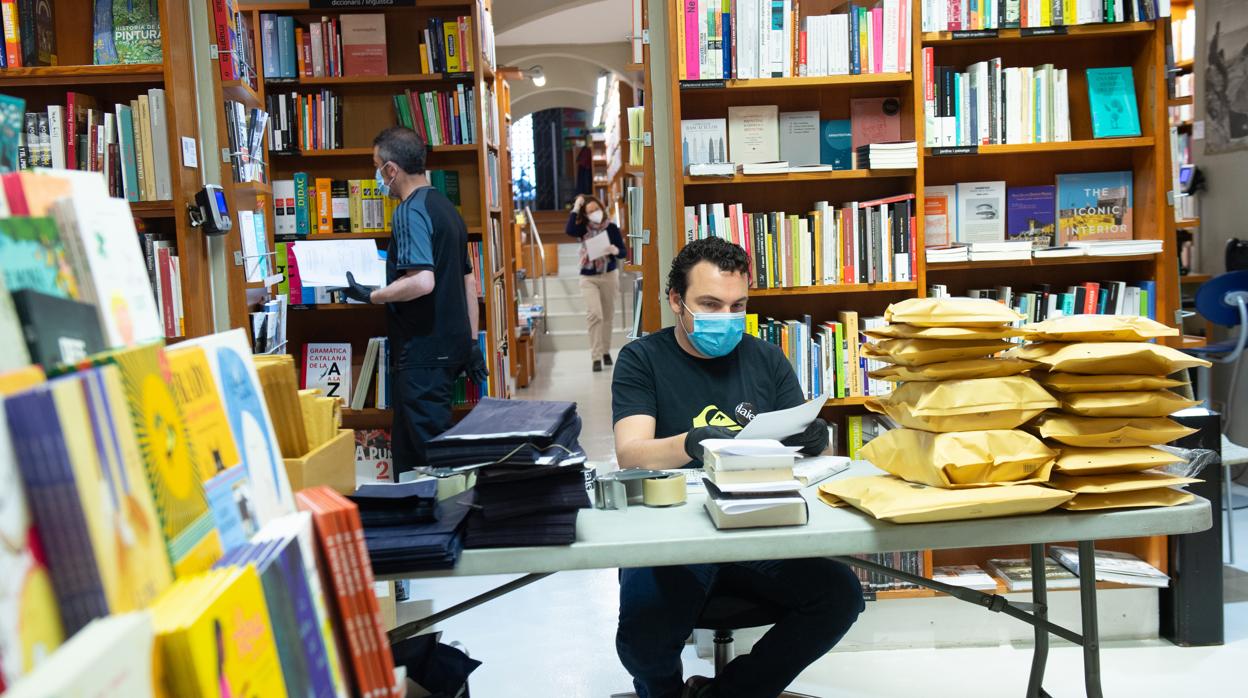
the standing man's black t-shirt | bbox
[611,328,806,466]
[386,185,473,368]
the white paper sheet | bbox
[701,439,799,457]
[292,240,387,287]
[794,455,851,487]
[710,480,803,495]
[583,231,612,260]
[715,496,805,514]
[737,396,829,440]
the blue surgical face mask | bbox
[682,302,746,358]
[375,165,392,197]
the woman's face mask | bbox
[588,209,605,225]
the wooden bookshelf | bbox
[0,0,214,338]
[243,0,512,416]
[659,2,1184,590]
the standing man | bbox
[341,126,488,475]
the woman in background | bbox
[566,194,629,372]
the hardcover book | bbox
[0,93,21,174]
[1056,171,1133,244]
[111,0,161,64]
[727,105,779,164]
[680,118,729,171]
[1006,185,1057,249]
[923,185,956,247]
[339,14,387,76]
[1086,67,1141,139]
[11,289,104,367]
[819,119,852,170]
[955,181,1006,245]
[778,111,821,166]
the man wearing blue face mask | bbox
[339,126,487,475]
[610,237,862,698]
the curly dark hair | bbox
[666,237,751,298]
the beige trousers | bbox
[580,269,618,360]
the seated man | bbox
[610,237,864,698]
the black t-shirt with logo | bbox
[386,185,473,369]
[611,327,805,465]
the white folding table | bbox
[381,465,1211,698]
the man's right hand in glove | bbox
[683,425,738,463]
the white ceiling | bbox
[497,0,632,46]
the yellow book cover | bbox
[360,181,378,233]
[442,21,460,73]
[764,230,775,288]
[168,347,242,484]
[811,210,823,285]
[384,194,396,233]
[156,567,289,698]
[348,180,363,233]
[745,313,759,339]
[419,43,430,74]
[90,343,223,577]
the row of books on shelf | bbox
[14,90,173,202]
[924,171,1134,249]
[919,0,1170,32]
[678,0,913,81]
[267,88,342,153]
[682,97,905,175]
[927,278,1158,321]
[1171,73,1193,101]
[237,207,271,284]
[485,149,501,210]
[223,100,268,183]
[922,58,1143,146]
[748,310,892,401]
[934,548,1169,593]
[391,85,478,147]
[0,324,401,696]
[0,171,180,362]
[851,552,925,593]
[467,240,485,298]
[0,0,55,67]
[684,194,916,288]
[271,169,459,237]
[213,0,258,86]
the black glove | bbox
[684,425,738,463]
[782,417,830,457]
[466,343,489,385]
[342,272,374,304]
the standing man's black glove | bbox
[467,342,489,384]
[342,272,374,304]
[684,425,738,463]
[782,417,830,457]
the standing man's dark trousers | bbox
[617,558,864,698]
[391,364,461,475]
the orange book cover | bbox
[314,178,332,234]
[339,14,387,77]
[325,489,390,697]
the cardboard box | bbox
[284,428,355,494]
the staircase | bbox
[537,243,633,354]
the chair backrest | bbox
[1227,238,1248,272]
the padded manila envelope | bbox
[1060,488,1195,511]
[1009,342,1211,375]
[818,475,1073,524]
[1058,390,1198,418]
[1053,445,1186,475]
[864,323,1026,341]
[1034,372,1186,393]
[1030,414,1197,448]
[870,357,1036,382]
[860,428,1056,487]
[861,338,1013,367]
[866,375,1058,432]
[884,297,1025,327]
[1047,470,1198,494]
[1022,314,1179,342]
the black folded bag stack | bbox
[351,480,472,573]
[425,398,591,548]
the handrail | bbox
[523,206,549,334]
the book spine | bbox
[0,0,20,68]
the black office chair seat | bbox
[689,586,816,698]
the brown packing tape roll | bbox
[643,471,688,507]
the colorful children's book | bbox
[1056,171,1133,244]
[0,217,78,299]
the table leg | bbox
[387,572,554,643]
[1026,544,1050,698]
[1078,541,1103,698]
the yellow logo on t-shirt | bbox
[692,405,743,431]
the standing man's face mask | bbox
[376,163,393,197]
[681,301,745,357]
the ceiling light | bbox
[525,65,546,87]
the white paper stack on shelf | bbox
[1049,546,1170,587]
[740,161,790,175]
[688,162,736,177]
[969,240,1033,261]
[1069,239,1164,256]
[926,244,969,263]
[854,141,917,169]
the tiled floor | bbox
[406,348,1248,697]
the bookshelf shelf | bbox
[236,180,273,197]
[1176,218,1200,228]
[1180,273,1211,284]
[290,303,385,311]
[342,405,473,429]
[0,63,165,86]
[245,0,474,10]
[222,80,263,108]
[751,282,917,297]
[129,201,176,218]
[1168,96,1193,107]
[921,21,1154,45]
[1175,58,1194,71]
[1180,335,1207,349]
[266,72,470,87]
[624,62,645,72]
[684,168,915,186]
[681,72,911,91]
[277,232,391,242]
[927,253,1158,272]
[925,137,1154,157]
[274,144,476,158]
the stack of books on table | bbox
[854,142,917,169]
[1049,546,1170,588]
[986,557,1081,592]
[702,439,808,529]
